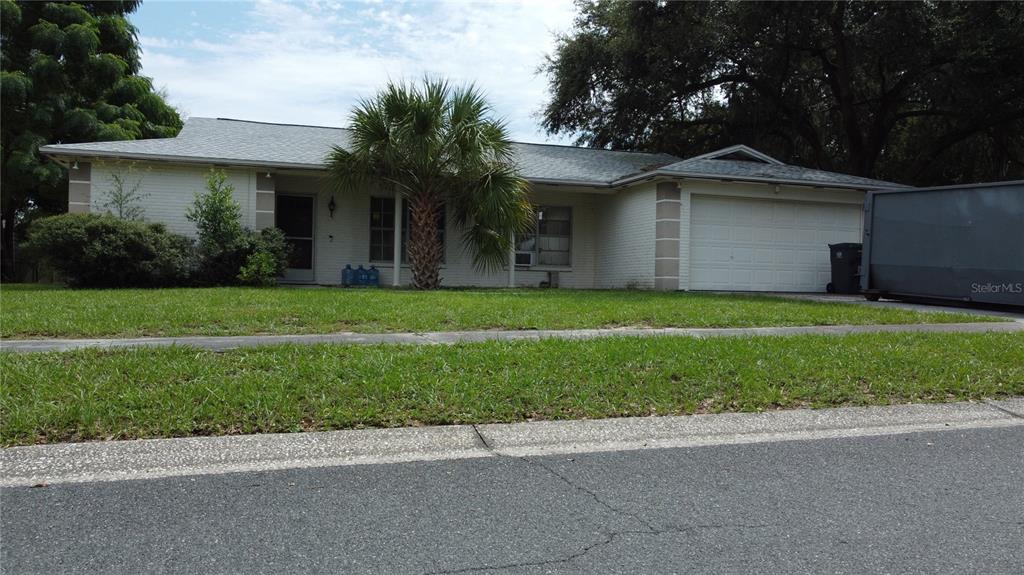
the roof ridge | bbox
[512,140,677,157]
[209,117,347,130]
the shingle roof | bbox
[40,117,677,185]
[40,117,906,189]
[654,158,905,190]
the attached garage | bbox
[688,195,863,292]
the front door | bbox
[276,194,316,283]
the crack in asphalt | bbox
[436,427,773,574]
[522,455,656,532]
[425,523,777,574]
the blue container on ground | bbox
[367,266,380,287]
[341,264,355,287]
[356,265,369,286]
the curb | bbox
[2,320,1020,353]
[3,398,1022,487]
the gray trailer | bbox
[861,180,1024,308]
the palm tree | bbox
[326,79,534,289]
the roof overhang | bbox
[39,147,327,172]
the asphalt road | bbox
[3,426,1022,574]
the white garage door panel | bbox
[690,196,862,292]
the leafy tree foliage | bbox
[186,169,244,257]
[327,79,534,289]
[1,0,182,277]
[542,1,1024,185]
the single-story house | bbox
[40,117,906,291]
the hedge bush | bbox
[187,169,290,286]
[25,213,195,288]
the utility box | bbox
[861,180,1024,307]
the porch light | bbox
[265,172,272,179]
[328,195,336,218]
[71,160,79,170]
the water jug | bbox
[341,264,355,287]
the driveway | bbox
[3,425,1022,574]
[765,292,1024,321]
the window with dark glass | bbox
[369,197,445,263]
[516,206,571,267]
[369,197,395,262]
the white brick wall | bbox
[83,162,669,289]
[89,161,255,236]
[594,183,656,289]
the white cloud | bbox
[138,0,577,143]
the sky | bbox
[131,0,579,143]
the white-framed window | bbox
[516,206,571,267]
[369,197,445,263]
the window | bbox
[369,197,445,263]
[516,206,571,267]
[369,197,395,262]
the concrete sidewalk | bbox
[3,398,1022,487]
[2,320,1020,353]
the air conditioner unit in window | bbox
[515,251,535,266]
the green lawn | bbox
[2,332,1021,445]
[0,284,993,339]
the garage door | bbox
[689,195,862,292]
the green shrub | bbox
[185,169,244,250]
[238,229,290,286]
[25,213,195,288]
[252,227,290,275]
[186,169,247,284]
[187,169,290,286]
[238,251,279,286]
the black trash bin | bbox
[827,243,862,294]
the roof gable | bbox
[687,144,784,165]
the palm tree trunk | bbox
[406,193,444,289]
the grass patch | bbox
[2,332,1021,446]
[0,284,993,339]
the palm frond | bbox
[326,78,532,282]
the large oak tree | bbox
[1,0,181,278]
[542,1,1024,185]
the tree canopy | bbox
[542,0,1024,185]
[1,0,181,277]
[327,79,533,289]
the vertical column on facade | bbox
[67,160,91,213]
[676,188,692,290]
[254,172,275,230]
[654,181,681,291]
[508,231,516,288]
[393,194,402,286]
